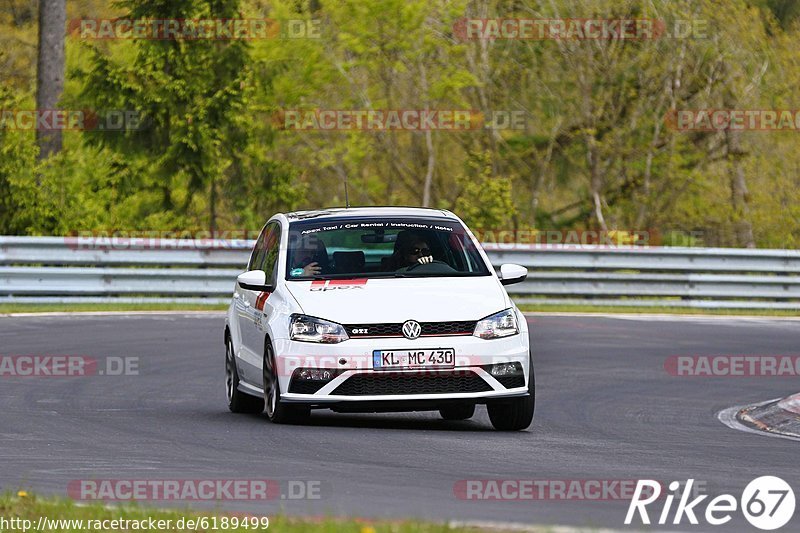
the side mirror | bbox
[499,264,528,286]
[237,270,272,291]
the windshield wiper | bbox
[302,272,401,280]
[392,271,484,277]
[291,271,484,280]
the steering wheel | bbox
[405,260,454,273]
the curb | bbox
[734,393,800,440]
[777,392,800,415]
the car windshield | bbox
[285,217,491,280]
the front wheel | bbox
[263,342,309,424]
[487,360,535,431]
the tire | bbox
[263,341,310,424]
[487,359,535,431]
[226,337,264,414]
[439,403,476,420]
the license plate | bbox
[373,349,455,370]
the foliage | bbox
[1,0,800,248]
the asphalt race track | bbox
[1,313,798,531]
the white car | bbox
[224,207,534,430]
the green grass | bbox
[0,302,796,317]
[518,303,800,317]
[0,492,542,533]
[0,303,228,314]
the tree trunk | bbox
[725,127,756,248]
[209,176,217,235]
[36,0,66,160]
[419,63,435,207]
[586,135,608,231]
[422,128,435,207]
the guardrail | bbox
[1,236,799,309]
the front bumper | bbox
[273,333,530,404]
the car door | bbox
[232,227,266,365]
[238,221,281,386]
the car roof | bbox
[283,206,457,221]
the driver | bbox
[389,232,435,271]
[289,234,329,277]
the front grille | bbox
[344,320,477,338]
[346,323,402,337]
[422,321,476,336]
[331,370,491,396]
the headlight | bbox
[473,308,519,339]
[289,315,349,343]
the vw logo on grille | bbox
[402,320,422,339]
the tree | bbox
[77,0,253,231]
